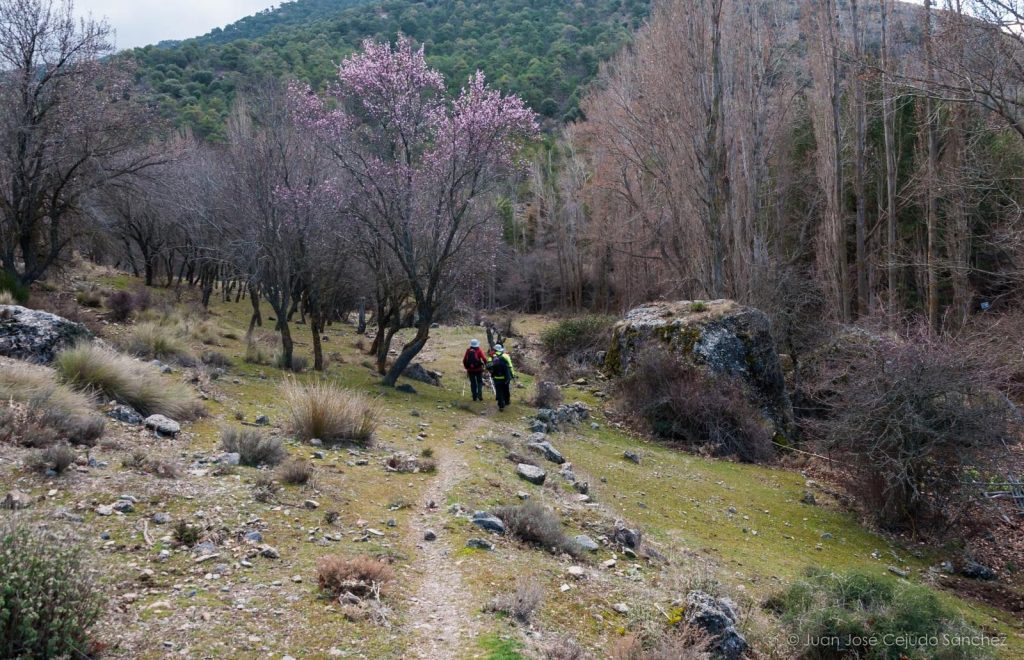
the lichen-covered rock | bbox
[144,414,181,437]
[0,305,90,363]
[516,463,547,485]
[683,591,747,660]
[607,300,792,438]
[403,363,442,386]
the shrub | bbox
[0,270,29,304]
[540,315,616,361]
[252,473,279,502]
[0,364,105,446]
[488,576,544,624]
[282,378,379,444]
[316,554,394,599]
[201,350,232,368]
[276,352,309,372]
[767,568,990,660]
[124,322,189,361]
[494,502,576,555]
[55,343,204,420]
[75,286,104,308]
[27,443,77,474]
[276,459,312,485]
[0,522,105,659]
[811,331,1015,529]
[244,333,277,365]
[220,427,287,467]
[172,521,201,547]
[105,290,136,321]
[122,450,180,479]
[533,381,564,409]
[619,349,772,463]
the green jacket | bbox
[490,352,516,380]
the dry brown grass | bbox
[316,554,394,599]
[282,377,379,444]
[494,502,577,556]
[26,444,77,475]
[220,427,287,467]
[487,575,545,624]
[0,363,105,446]
[54,343,204,420]
[123,322,190,362]
[275,459,313,485]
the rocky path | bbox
[403,415,487,658]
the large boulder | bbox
[403,363,442,387]
[0,305,90,363]
[606,300,792,438]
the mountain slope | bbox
[127,0,651,139]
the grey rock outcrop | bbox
[403,363,442,386]
[516,463,547,485]
[144,415,181,437]
[471,512,506,535]
[0,305,90,363]
[526,438,565,465]
[683,591,747,660]
[607,300,792,438]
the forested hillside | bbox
[128,0,650,139]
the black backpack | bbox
[489,353,510,379]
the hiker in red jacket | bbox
[462,339,487,401]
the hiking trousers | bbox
[494,379,511,409]
[468,373,484,400]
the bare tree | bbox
[0,0,163,285]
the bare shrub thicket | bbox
[276,459,313,485]
[494,502,577,556]
[539,315,615,376]
[487,575,545,624]
[808,330,1017,531]
[316,554,394,599]
[532,381,564,409]
[619,349,773,463]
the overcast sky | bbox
[74,0,277,50]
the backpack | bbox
[465,349,483,370]
[489,353,510,379]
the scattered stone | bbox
[683,591,747,660]
[144,414,181,437]
[403,363,442,386]
[396,383,417,394]
[95,504,114,516]
[590,422,600,430]
[466,538,494,550]
[572,481,589,495]
[515,463,546,485]
[623,450,642,464]
[612,603,630,614]
[0,305,90,363]
[111,499,134,514]
[603,559,617,569]
[622,548,638,560]
[567,566,586,580]
[218,452,241,466]
[471,512,506,535]
[260,546,281,559]
[303,500,320,510]
[310,438,323,447]
[152,512,172,525]
[291,575,303,583]
[516,491,530,500]
[108,404,144,425]
[254,414,270,426]
[1,490,32,510]
[529,419,548,434]
[574,535,599,552]
[526,440,565,465]
[820,532,833,540]
[960,560,996,581]
[800,491,817,506]
[612,524,642,549]
[244,531,263,543]
[888,566,910,578]
[424,529,437,541]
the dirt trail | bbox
[403,415,488,659]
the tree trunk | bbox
[247,283,263,335]
[311,311,324,372]
[924,0,941,333]
[851,0,870,315]
[383,321,431,387]
[278,315,294,371]
[881,0,899,323]
[357,298,367,334]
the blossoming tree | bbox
[292,37,537,386]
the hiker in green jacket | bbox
[487,344,516,411]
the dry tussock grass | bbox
[282,377,379,444]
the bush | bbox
[220,427,287,467]
[124,322,189,361]
[0,522,105,659]
[533,381,564,409]
[27,443,77,474]
[316,554,394,599]
[540,315,616,361]
[201,350,232,368]
[276,458,312,485]
[767,568,990,659]
[0,271,29,304]
[105,290,136,321]
[75,285,104,308]
[619,349,772,463]
[0,364,105,446]
[282,378,379,444]
[54,343,204,420]
[494,502,576,555]
[811,331,1015,529]
[122,450,180,479]
[488,576,544,624]
[172,521,201,547]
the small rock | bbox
[466,538,494,550]
[529,419,548,434]
[144,414,181,437]
[572,481,589,495]
[684,591,747,660]
[113,500,134,513]
[574,535,599,552]
[888,566,910,578]
[95,505,114,516]
[471,512,506,535]
[152,512,172,525]
[218,452,241,466]
[303,500,320,510]
[612,524,642,549]
[291,575,302,583]
[612,603,629,614]
[244,531,263,543]
[622,547,638,560]
[623,450,641,464]
[516,491,530,500]
[567,566,586,579]
[254,414,270,425]
[820,532,833,540]
[603,559,617,569]
[800,491,817,506]
[260,546,281,559]
[960,560,996,581]
[1,490,32,510]
[108,404,143,425]
[516,463,546,485]
[423,529,437,541]
[310,438,323,446]
[526,440,565,465]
